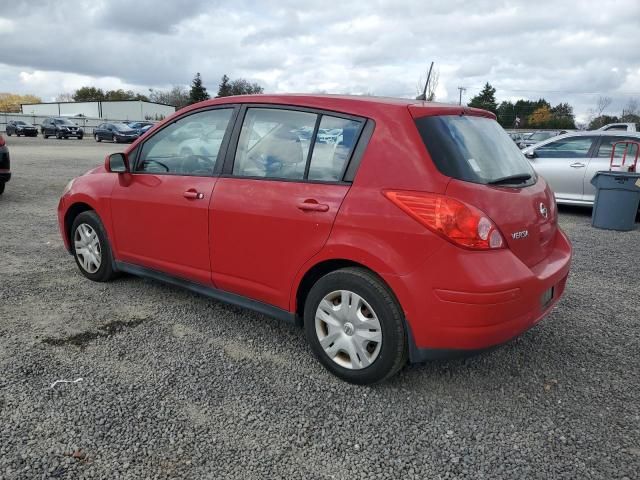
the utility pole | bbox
[457,86,466,105]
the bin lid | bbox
[591,171,640,189]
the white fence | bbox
[0,112,156,135]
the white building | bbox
[20,100,175,121]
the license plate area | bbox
[540,286,555,308]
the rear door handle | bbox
[297,200,329,212]
[183,189,205,200]
[570,163,586,168]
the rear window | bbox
[415,115,536,186]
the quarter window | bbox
[535,137,594,158]
[136,108,233,176]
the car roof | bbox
[522,130,640,151]
[170,94,494,121]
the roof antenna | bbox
[416,61,434,101]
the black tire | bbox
[71,211,118,282]
[304,267,407,385]
[6,132,11,136]
[0,182,5,195]
[78,135,83,140]
[56,132,62,139]
[43,132,48,139]
[95,134,101,142]
[112,134,117,143]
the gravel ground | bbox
[0,135,639,479]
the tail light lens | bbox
[383,190,505,250]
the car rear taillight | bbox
[0,135,4,147]
[383,190,505,250]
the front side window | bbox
[136,108,233,176]
[535,136,595,158]
[233,108,316,179]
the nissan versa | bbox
[57,95,572,384]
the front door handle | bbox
[183,189,205,200]
[297,200,329,212]
[570,163,586,168]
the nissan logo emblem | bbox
[539,202,548,219]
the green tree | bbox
[189,72,210,104]
[72,86,106,102]
[217,75,232,97]
[549,103,576,129]
[467,82,497,114]
[216,74,264,97]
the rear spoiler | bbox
[408,104,496,121]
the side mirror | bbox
[107,153,128,173]
[524,151,536,159]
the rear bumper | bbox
[0,172,11,182]
[382,228,572,360]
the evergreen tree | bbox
[467,82,498,114]
[217,75,232,97]
[189,72,210,104]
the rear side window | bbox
[415,115,535,185]
[233,108,316,179]
[232,107,363,182]
[596,136,640,159]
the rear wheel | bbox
[71,211,118,282]
[304,267,407,384]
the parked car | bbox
[94,123,139,143]
[58,95,571,384]
[508,132,526,148]
[127,121,154,136]
[596,122,638,132]
[42,117,84,139]
[522,130,640,205]
[0,134,10,195]
[520,130,562,148]
[6,120,38,137]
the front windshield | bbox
[16,121,27,126]
[54,119,75,125]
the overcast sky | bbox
[0,0,638,123]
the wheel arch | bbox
[294,258,400,324]
[63,202,94,251]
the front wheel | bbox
[112,134,117,143]
[71,211,118,282]
[78,135,83,140]
[95,134,101,142]
[304,267,407,384]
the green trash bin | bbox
[590,171,640,231]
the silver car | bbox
[522,131,640,206]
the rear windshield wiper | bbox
[487,174,532,185]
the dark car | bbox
[58,94,571,384]
[94,123,139,143]
[6,120,38,137]
[127,121,154,136]
[42,117,84,140]
[0,134,10,195]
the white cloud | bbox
[0,0,638,121]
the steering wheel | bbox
[142,159,169,172]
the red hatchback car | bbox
[58,95,571,384]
